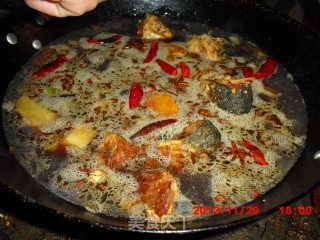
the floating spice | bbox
[129,83,144,109]
[32,55,67,78]
[130,119,177,140]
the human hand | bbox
[25,0,105,17]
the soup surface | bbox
[2,16,307,223]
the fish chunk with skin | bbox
[215,83,253,114]
[179,120,221,154]
[137,169,177,218]
[157,120,221,172]
[178,173,214,206]
[157,140,194,173]
[98,132,139,170]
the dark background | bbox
[0,0,319,34]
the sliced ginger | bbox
[15,96,57,127]
[63,127,96,150]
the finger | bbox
[25,0,62,17]
[58,0,103,17]
[25,0,104,18]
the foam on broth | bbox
[2,18,307,222]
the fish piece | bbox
[157,140,188,160]
[167,44,188,57]
[99,133,139,169]
[179,120,221,154]
[178,173,214,206]
[215,83,253,114]
[137,169,177,217]
[187,34,223,61]
[87,169,107,183]
[137,14,174,41]
[210,74,255,87]
[157,120,220,172]
[157,140,194,173]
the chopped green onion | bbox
[45,86,58,96]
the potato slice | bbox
[63,127,96,149]
[15,96,57,127]
[145,94,179,116]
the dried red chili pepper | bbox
[179,61,190,78]
[223,141,250,167]
[87,38,100,44]
[87,35,122,44]
[75,180,85,188]
[156,59,178,76]
[254,58,278,79]
[198,109,216,118]
[32,55,67,78]
[129,83,144,109]
[241,139,268,166]
[242,67,253,78]
[124,40,145,52]
[130,119,177,140]
[78,167,90,173]
[266,114,282,126]
[253,190,261,199]
[144,41,159,64]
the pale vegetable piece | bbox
[63,127,96,149]
[87,169,107,183]
[138,13,174,40]
[187,34,223,61]
[145,94,179,116]
[44,143,59,153]
[15,96,57,127]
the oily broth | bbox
[2,19,306,222]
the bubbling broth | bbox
[2,17,307,223]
